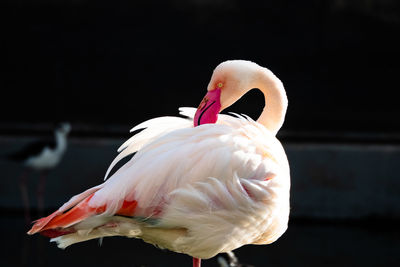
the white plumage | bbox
[28,60,290,267]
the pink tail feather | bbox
[28,189,138,238]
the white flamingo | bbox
[28,60,290,267]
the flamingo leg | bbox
[193,257,201,267]
[19,169,31,224]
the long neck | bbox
[54,131,67,153]
[253,68,288,135]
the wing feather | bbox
[91,109,287,221]
[104,116,192,180]
[178,107,196,118]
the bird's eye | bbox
[217,82,223,88]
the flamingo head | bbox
[193,83,222,127]
[194,60,260,127]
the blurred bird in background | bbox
[6,123,71,223]
[28,60,289,267]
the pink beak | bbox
[194,88,222,127]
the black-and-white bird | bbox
[8,123,71,170]
[7,122,71,223]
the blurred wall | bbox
[1,137,400,220]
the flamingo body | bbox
[28,60,290,263]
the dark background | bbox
[1,0,400,266]
[1,0,400,136]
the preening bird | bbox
[28,60,290,267]
[8,122,71,223]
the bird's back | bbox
[6,138,56,163]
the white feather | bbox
[104,116,192,180]
[179,107,196,118]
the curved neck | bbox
[253,68,288,135]
[210,61,288,135]
[55,131,67,153]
